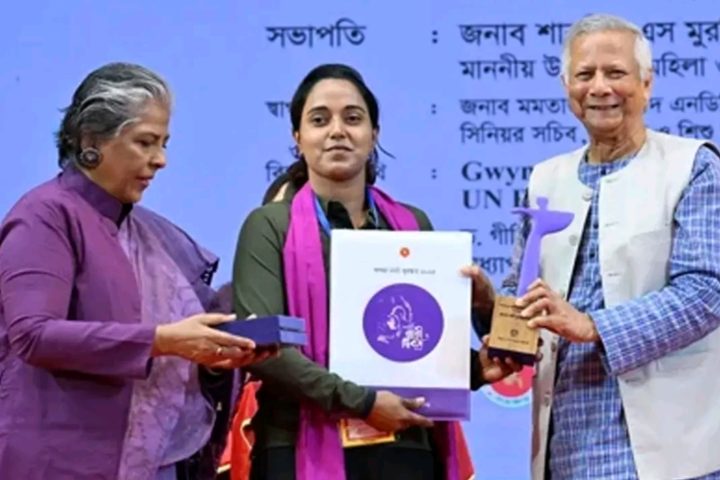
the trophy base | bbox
[486,295,539,367]
[487,346,536,366]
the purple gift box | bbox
[214,315,307,347]
[367,386,470,421]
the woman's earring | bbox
[77,148,103,169]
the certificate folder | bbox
[329,230,472,420]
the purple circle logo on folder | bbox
[362,283,443,362]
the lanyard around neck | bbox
[313,188,378,237]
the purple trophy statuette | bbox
[514,196,574,295]
[363,283,443,362]
[487,196,574,365]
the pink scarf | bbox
[282,183,461,480]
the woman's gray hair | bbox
[561,14,653,82]
[55,62,172,168]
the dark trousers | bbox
[175,368,236,480]
[250,445,442,480]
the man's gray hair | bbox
[56,62,172,168]
[561,14,653,82]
